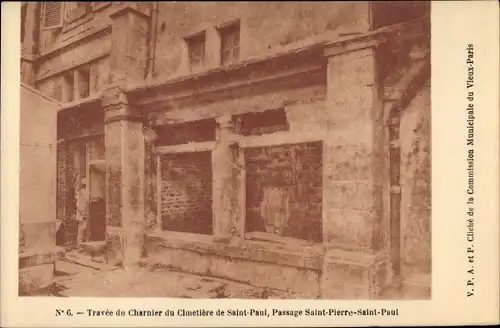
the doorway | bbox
[87,160,106,241]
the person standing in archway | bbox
[75,177,89,246]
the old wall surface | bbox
[20,85,59,247]
[153,2,370,77]
[20,85,58,224]
[400,82,431,276]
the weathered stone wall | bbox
[323,47,382,251]
[159,152,213,235]
[20,85,62,295]
[153,2,369,77]
[37,76,63,101]
[20,85,58,226]
[400,82,431,275]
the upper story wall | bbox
[152,2,370,78]
[33,3,125,103]
[25,2,429,103]
[37,2,150,54]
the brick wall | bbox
[245,141,322,242]
[159,151,213,235]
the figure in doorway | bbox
[75,177,89,246]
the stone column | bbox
[320,35,389,299]
[108,4,150,83]
[102,85,145,269]
[103,4,149,268]
[212,115,238,243]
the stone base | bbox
[21,221,57,249]
[145,231,323,298]
[19,246,64,296]
[19,264,55,296]
[105,227,143,268]
[143,231,394,299]
[105,228,125,266]
[320,249,389,299]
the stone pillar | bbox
[212,115,237,243]
[20,3,39,86]
[73,70,81,101]
[320,35,389,299]
[108,4,150,83]
[102,85,145,269]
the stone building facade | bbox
[20,2,431,299]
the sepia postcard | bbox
[1,1,499,327]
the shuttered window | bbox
[43,2,64,30]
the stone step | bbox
[62,252,113,271]
[19,246,65,269]
[76,241,107,256]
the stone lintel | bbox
[108,3,151,20]
[324,35,381,58]
[324,17,430,59]
[215,114,233,127]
